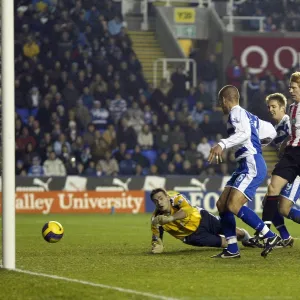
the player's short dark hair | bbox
[265,93,287,108]
[218,85,240,102]
[150,188,167,201]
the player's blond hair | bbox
[265,93,287,108]
[290,72,300,87]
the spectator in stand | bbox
[84,161,97,176]
[83,123,96,146]
[167,162,177,175]
[169,125,187,150]
[185,142,203,164]
[200,114,217,140]
[150,79,172,110]
[226,57,244,91]
[95,162,105,177]
[194,158,206,176]
[109,93,127,123]
[135,164,147,176]
[199,54,218,102]
[81,87,95,109]
[155,123,171,151]
[132,145,150,169]
[172,153,184,174]
[76,163,85,176]
[117,117,137,149]
[149,164,159,176]
[103,124,117,149]
[43,151,66,176]
[185,119,203,146]
[191,101,208,124]
[22,142,39,169]
[127,107,145,134]
[28,156,44,176]
[75,99,92,130]
[63,80,80,110]
[156,152,169,175]
[182,160,195,175]
[176,103,190,125]
[99,151,119,176]
[171,66,188,99]
[197,137,211,160]
[23,36,40,58]
[195,82,213,110]
[90,100,110,130]
[186,87,197,111]
[16,160,27,176]
[26,87,42,111]
[138,124,154,150]
[91,137,110,161]
[16,127,37,152]
[119,152,136,175]
[54,133,71,156]
[108,15,123,36]
[114,142,127,163]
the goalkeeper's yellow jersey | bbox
[151,191,201,241]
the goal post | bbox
[1,0,15,270]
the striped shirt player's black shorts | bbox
[183,209,223,248]
[272,146,300,183]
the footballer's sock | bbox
[288,207,300,224]
[262,196,279,226]
[272,211,290,240]
[220,211,239,253]
[237,206,275,239]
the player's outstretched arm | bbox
[152,209,187,226]
[219,110,251,150]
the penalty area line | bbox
[8,268,180,300]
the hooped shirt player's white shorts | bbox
[226,153,267,201]
[280,176,300,203]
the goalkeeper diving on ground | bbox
[150,189,259,253]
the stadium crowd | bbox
[234,0,300,32]
[14,0,232,177]
[14,0,294,177]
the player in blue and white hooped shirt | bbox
[208,85,281,259]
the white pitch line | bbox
[7,268,180,300]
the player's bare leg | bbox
[213,188,280,258]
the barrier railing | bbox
[223,16,266,32]
[115,0,213,30]
[153,58,197,89]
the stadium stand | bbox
[234,0,300,32]
[14,0,294,176]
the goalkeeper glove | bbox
[152,215,174,226]
[151,238,164,254]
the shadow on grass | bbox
[123,247,220,256]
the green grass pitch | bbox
[0,213,300,300]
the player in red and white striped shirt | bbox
[264,72,300,232]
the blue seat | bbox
[31,108,39,117]
[141,150,157,165]
[119,160,136,175]
[16,108,30,124]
